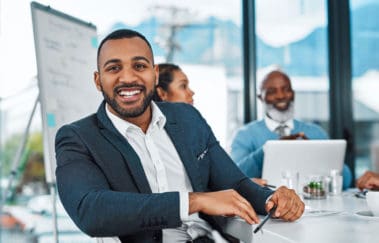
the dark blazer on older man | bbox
[55,101,273,243]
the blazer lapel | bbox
[164,117,203,192]
[96,102,152,193]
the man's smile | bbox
[273,101,290,110]
[115,85,145,103]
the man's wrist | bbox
[189,192,202,214]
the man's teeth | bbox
[119,90,140,96]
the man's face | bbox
[259,73,294,112]
[94,37,158,120]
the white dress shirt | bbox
[106,102,214,242]
[264,115,294,136]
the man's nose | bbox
[274,90,286,99]
[189,88,195,96]
[119,67,137,82]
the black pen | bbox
[354,189,368,199]
[253,205,277,234]
[264,184,276,189]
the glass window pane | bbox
[126,1,243,149]
[255,0,329,132]
[351,0,379,177]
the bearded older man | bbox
[230,70,352,189]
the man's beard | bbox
[264,101,294,123]
[101,83,155,119]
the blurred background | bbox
[0,0,378,242]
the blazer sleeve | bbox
[55,124,182,237]
[192,110,273,215]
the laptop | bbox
[261,139,346,189]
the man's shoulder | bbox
[71,113,98,126]
[238,119,266,132]
[293,119,328,138]
[294,119,323,130]
[232,120,267,142]
[157,102,201,119]
[58,113,98,134]
[157,101,195,111]
[55,113,100,147]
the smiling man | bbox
[230,70,352,189]
[55,30,304,243]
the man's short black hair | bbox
[96,29,154,69]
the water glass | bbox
[281,170,299,192]
[329,170,343,196]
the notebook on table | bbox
[261,139,346,188]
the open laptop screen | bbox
[261,139,346,188]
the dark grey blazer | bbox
[55,101,273,243]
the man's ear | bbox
[94,71,101,91]
[154,64,159,86]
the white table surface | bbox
[224,189,379,243]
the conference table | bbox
[5,191,377,242]
[224,189,379,243]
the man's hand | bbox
[265,186,304,221]
[356,171,379,191]
[189,190,260,224]
[280,132,308,140]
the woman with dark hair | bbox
[154,63,195,105]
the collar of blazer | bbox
[96,101,204,192]
[96,101,151,193]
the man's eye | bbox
[284,87,293,93]
[266,89,275,95]
[134,63,147,70]
[106,66,121,72]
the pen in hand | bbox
[354,189,368,199]
[263,184,276,189]
[253,205,277,234]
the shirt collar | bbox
[105,101,166,135]
[264,115,294,132]
[150,101,167,129]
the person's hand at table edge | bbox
[265,186,304,221]
[356,171,379,191]
[189,189,260,225]
[280,132,308,140]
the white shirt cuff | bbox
[179,191,189,220]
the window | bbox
[350,0,379,177]
[255,0,329,132]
